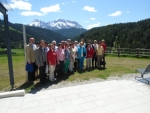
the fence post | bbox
[22,25,28,82]
[117,48,120,57]
[4,14,14,89]
[136,48,139,58]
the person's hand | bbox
[38,65,40,67]
[57,61,60,65]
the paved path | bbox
[0,79,150,113]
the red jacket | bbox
[86,48,94,58]
[47,49,57,65]
[101,44,106,51]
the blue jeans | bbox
[78,57,84,69]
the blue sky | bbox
[0,0,150,29]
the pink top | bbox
[56,49,65,61]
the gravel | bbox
[29,73,144,93]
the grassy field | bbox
[0,51,150,92]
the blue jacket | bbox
[77,46,86,58]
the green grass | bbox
[0,55,150,92]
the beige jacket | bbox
[26,43,36,63]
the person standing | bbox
[74,41,79,69]
[35,40,47,83]
[56,43,65,78]
[69,43,76,72]
[64,44,71,74]
[101,39,106,67]
[86,43,94,69]
[96,41,104,68]
[92,40,98,67]
[77,42,86,70]
[26,38,36,83]
[47,44,57,81]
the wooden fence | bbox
[105,47,150,58]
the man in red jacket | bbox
[86,43,94,69]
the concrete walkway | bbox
[0,79,150,113]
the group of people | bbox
[26,38,106,83]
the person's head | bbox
[65,44,69,49]
[61,40,64,45]
[74,41,78,45]
[87,43,91,48]
[48,43,54,50]
[80,42,83,47]
[44,42,48,47]
[81,38,84,42]
[99,41,102,46]
[52,40,56,45]
[58,43,62,49]
[29,38,35,44]
[64,41,67,45]
[67,39,71,43]
[70,43,74,48]
[39,40,45,47]
[94,40,97,44]
[101,39,105,44]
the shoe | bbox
[53,78,56,81]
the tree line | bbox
[0,19,67,49]
[73,18,150,49]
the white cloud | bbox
[108,11,122,16]
[20,11,44,16]
[62,2,69,5]
[90,18,96,20]
[40,4,60,14]
[83,6,97,12]
[127,11,130,13]
[87,22,101,29]
[85,20,89,23]
[10,0,32,10]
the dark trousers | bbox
[57,61,64,78]
[54,64,59,78]
[92,52,97,66]
[74,58,78,69]
[39,62,46,83]
[28,62,35,82]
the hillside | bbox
[54,28,87,39]
[73,18,150,49]
[0,20,67,49]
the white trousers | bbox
[86,58,92,67]
[49,65,55,81]
[69,60,74,71]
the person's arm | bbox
[35,49,40,67]
[56,50,59,64]
[102,46,104,56]
[26,46,31,63]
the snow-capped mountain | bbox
[29,19,83,30]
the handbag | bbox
[25,63,33,72]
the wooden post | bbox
[136,48,139,58]
[117,48,120,57]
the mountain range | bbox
[29,19,83,30]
